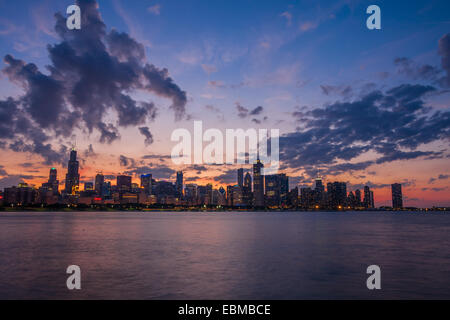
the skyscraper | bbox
[176,171,183,197]
[363,186,372,208]
[355,189,362,207]
[65,149,80,195]
[265,173,289,207]
[117,175,132,192]
[327,181,347,208]
[237,168,244,187]
[243,172,253,205]
[391,183,403,209]
[95,173,104,196]
[140,174,152,195]
[48,168,59,195]
[253,159,264,207]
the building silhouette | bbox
[176,171,183,197]
[95,173,104,196]
[64,149,80,195]
[391,183,403,209]
[237,168,244,188]
[253,159,264,207]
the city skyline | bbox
[1,147,442,210]
[0,0,449,207]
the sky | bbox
[0,0,449,207]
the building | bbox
[363,186,372,208]
[65,149,80,195]
[300,187,314,208]
[253,159,264,207]
[243,172,253,205]
[95,173,104,196]
[140,174,152,195]
[217,187,227,206]
[265,173,288,207]
[117,175,132,192]
[237,168,244,187]
[184,184,197,205]
[4,184,36,205]
[355,189,362,207]
[391,183,403,209]
[84,182,94,191]
[327,182,347,209]
[226,185,234,206]
[176,171,183,197]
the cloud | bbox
[394,57,441,81]
[439,33,450,87]
[299,21,318,32]
[0,0,187,164]
[0,176,25,190]
[213,169,237,184]
[119,155,135,167]
[249,106,264,116]
[429,174,449,184]
[147,4,161,15]
[84,144,96,157]
[139,127,154,146]
[280,11,292,26]
[279,84,449,177]
[201,64,218,74]
[320,85,353,98]
[236,103,249,118]
[124,165,175,180]
[235,103,264,119]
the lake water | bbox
[0,211,449,299]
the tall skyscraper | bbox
[314,176,325,206]
[355,189,362,206]
[253,159,264,207]
[243,172,253,205]
[48,168,59,195]
[391,183,403,209]
[327,181,347,208]
[95,173,104,196]
[265,173,289,207]
[363,186,372,208]
[176,171,183,197]
[141,174,152,195]
[65,149,80,195]
[117,175,132,192]
[237,168,244,187]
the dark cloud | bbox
[0,176,25,190]
[188,165,208,174]
[249,106,264,116]
[213,169,238,184]
[141,154,172,160]
[422,187,448,192]
[139,127,154,146]
[83,144,96,158]
[320,85,353,98]
[0,0,187,164]
[236,103,265,123]
[429,174,449,184]
[119,155,135,167]
[280,84,449,177]
[394,57,441,81]
[236,103,249,118]
[124,165,175,180]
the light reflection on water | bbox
[0,211,449,299]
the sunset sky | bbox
[0,0,449,207]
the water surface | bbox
[0,211,449,299]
